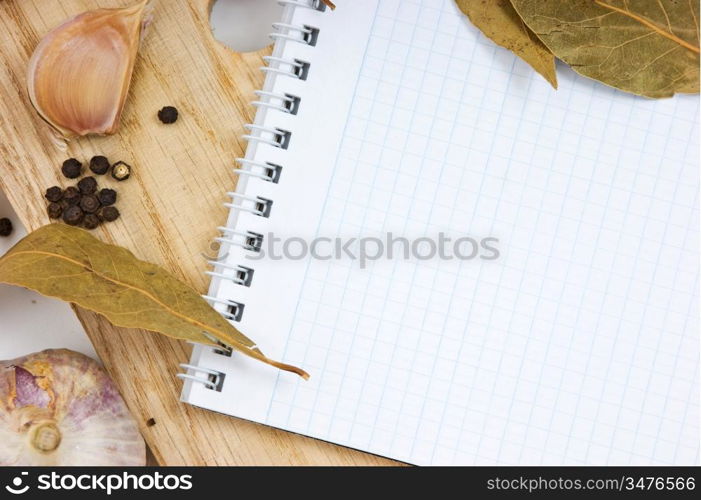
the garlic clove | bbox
[27,0,152,138]
[0,349,145,466]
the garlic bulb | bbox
[27,1,152,138]
[0,349,145,466]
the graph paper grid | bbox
[255,0,700,465]
[183,0,699,465]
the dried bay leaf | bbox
[455,0,558,88]
[0,224,308,380]
[510,0,700,98]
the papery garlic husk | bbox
[0,349,145,466]
[27,0,153,138]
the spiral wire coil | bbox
[180,0,325,391]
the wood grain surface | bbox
[0,0,396,466]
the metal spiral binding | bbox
[182,0,326,391]
[242,124,292,149]
[252,92,301,115]
[278,0,328,12]
[202,295,246,322]
[177,364,226,391]
[215,226,264,251]
[234,158,283,183]
[204,262,254,286]
[224,192,274,217]
[270,23,319,46]
[261,56,311,80]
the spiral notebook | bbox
[180,0,700,465]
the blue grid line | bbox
[287,280,697,340]
[618,96,688,463]
[512,64,590,464]
[488,54,541,463]
[425,42,520,464]
[314,7,421,442]
[667,116,701,464]
[263,1,383,424]
[400,7,464,460]
[568,78,622,464]
[557,78,612,462]
[654,116,700,463]
[419,33,480,466]
[601,96,682,464]
[542,82,625,464]
[472,52,584,465]
[301,258,695,302]
[660,220,699,463]
[323,185,696,232]
[342,8,429,446]
[337,136,697,202]
[422,25,518,467]
[670,268,700,463]
[380,0,487,460]
[293,1,389,437]
[353,63,696,130]
[365,0,451,456]
[537,81,633,464]
[284,302,698,389]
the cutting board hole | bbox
[146,418,156,427]
[210,0,283,53]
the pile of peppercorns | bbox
[45,156,131,230]
[38,105,175,231]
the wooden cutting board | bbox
[0,0,396,466]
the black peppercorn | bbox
[80,195,101,213]
[77,176,98,195]
[47,202,63,219]
[99,206,120,222]
[158,106,179,124]
[98,188,117,206]
[62,206,84,226]
[45,186,63,202]
[63,186,81,205]
[83,214,101,230]
[61,158,83,179]
[0,218,13,237]
[89,155,111,175]
[111,161,131,181]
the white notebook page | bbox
[183,0,700,465]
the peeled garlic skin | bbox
[27,1,151,138]
[0,349,145,466]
